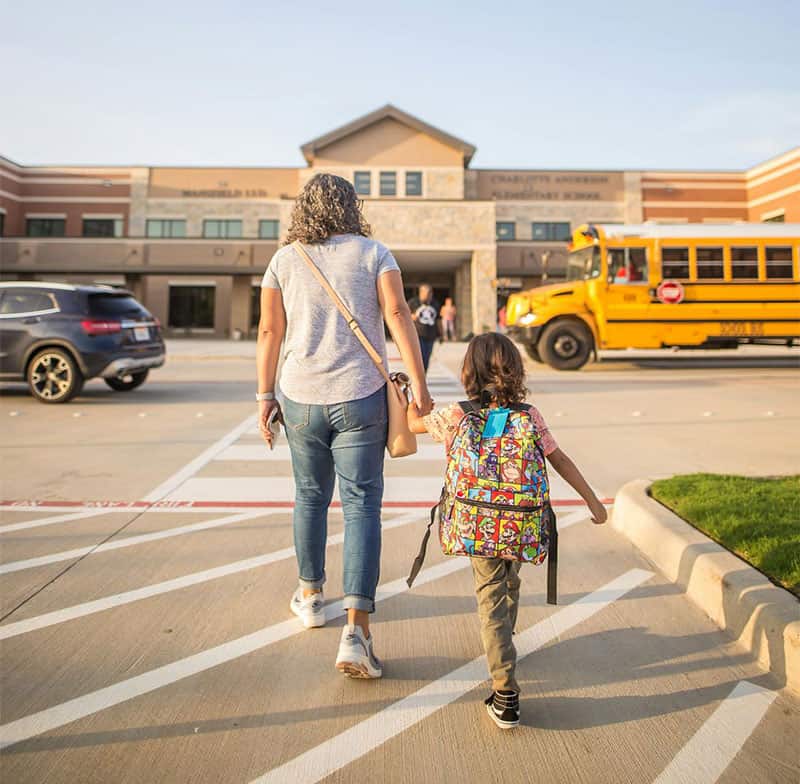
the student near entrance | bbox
[408,283,440,371]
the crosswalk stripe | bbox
[250,567,655,784]
[218,444,447,462]
[0,511,267,576]
[652,680,777,784]
[164,474,590,504]
[0,510,589,749]
[0,508,110,534]
[0,511,421,641]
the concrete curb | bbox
[612,479,800,695]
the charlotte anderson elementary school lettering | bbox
[1,105,798,338]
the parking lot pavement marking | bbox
[142,413,257,503]
[0,510,590,750]
[652,680,777,784]
[0,508,110,534]
[0,510,267,576]
[0,508,589,641]
[217,443,448,462]
[250,567,655,784]
[164,474,590,504]
[0,510,423,641]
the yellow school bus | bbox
[505,223,800,369]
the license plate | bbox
[134,326,150,341]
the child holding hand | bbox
[408,332,607,728]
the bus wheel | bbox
[540,320,593,370]
[524,343,542,363]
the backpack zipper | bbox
[453,496,543,512]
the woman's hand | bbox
[258,399,282,448]
[410,380,434,417]
[589,499,608,525]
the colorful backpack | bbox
[407,401,559,604]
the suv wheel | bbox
[105,369,149,392]
[539,320,593,370]
[27,348,84,403]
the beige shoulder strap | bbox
[292,240,392,385]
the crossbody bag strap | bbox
[292,240,392,386]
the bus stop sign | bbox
[657,280,685,304]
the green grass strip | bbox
[650,474,800,597]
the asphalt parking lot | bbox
[1,341,798,783]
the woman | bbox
[256,173,432,679]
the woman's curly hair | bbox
[284,173,371,245]
[461,332,527,407]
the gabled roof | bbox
[300,104,476,166]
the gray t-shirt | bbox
[261,234,400,405]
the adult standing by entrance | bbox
[408,283,439,372]
[256,173,432,678]
[440,297,457,342]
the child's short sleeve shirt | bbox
[423,402,558,455]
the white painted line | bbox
[142,413,257,502]
[217,444,447,462]
[250,567,654,784]
[0,508,110,534]
[0,511,267,576]
[0,508,588,641]
[164,474,588,504]
[0,510,589,749]
[652,680,777,784]
[0,510,422,641]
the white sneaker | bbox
[289,587,325,629]
[335,624,383,679]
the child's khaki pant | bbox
[470,557,522,693]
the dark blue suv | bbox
[0,282,165,403]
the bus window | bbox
[731,247,758,279]
[696,247,724,279]
[609,247,648,283]
[566,246,601,281]
[661,247,689,280]
[765,247,794,279]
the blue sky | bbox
[1,0,798,170]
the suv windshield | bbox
[566,246,601,281]
[88,293,149,318]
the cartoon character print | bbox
[500,458,523,485]
[479,450,500,482]
[477,513,499,543]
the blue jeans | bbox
[281,385,387,613]
[419,336,435,371]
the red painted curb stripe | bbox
[1,498,614,509]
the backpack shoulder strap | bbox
[459,400,480,414]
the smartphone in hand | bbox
[266,406,281,450]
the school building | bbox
[1,105,798,338]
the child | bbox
[408,332,607,729]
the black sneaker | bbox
[485,690,520,729]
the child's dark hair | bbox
[461,333,527,407]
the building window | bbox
[765,247,794,279]
[26,218,65,237]
[531,222,571,241]
[354,171,371,196]
[82,218,123,237]
[496,222,516,241]
[661,247,689,279]
[258,220,279,240]
[0,213,5,237]
[731,247,758,279]
[695,247,724,279]
[405,171,422,197]
[379,172,396,197]
[147,219,186,238]
[203,219,242,239]
[168,286,215,328]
